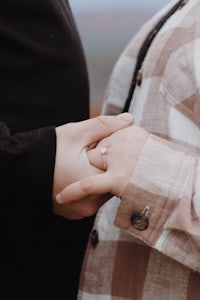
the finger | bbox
[79,113,134,145]
[56,173,113,204]
[87,147,106,170]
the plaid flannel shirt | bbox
[79,0,200,299]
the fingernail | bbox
[119,112,133,122]
[56,193,62,203]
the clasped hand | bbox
[53,113,149,219]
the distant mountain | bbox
[73,10,156,116]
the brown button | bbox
[136,69,142,86]
[90,229,99,247]
[131,213,148,231]
[179,0,188,9]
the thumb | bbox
[81,113,134,145]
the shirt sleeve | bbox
[0,121,56,215]
[114,133,200,273]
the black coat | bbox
[0,1,94,299]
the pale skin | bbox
[52,113,134,219]
[55,123,149,219]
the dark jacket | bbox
[0,1,93,299]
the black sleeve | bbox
[0,122,56,215]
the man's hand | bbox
[52,113,134,219]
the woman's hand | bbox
[52,113,134,219]
[56,125,149,207]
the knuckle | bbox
[96,115,110,129]
[80,178,92,193]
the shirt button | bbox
[136,69,142,86]
[90,229,99,247]
[131,213,148,231]
[179,0,188,9]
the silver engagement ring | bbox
[100,147,108,169]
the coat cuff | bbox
[3,126,57,216]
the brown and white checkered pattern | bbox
[78,0,200,299]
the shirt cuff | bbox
[114,134,194,246]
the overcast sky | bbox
[69,0,171,13]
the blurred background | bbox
[69,0,170,117]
